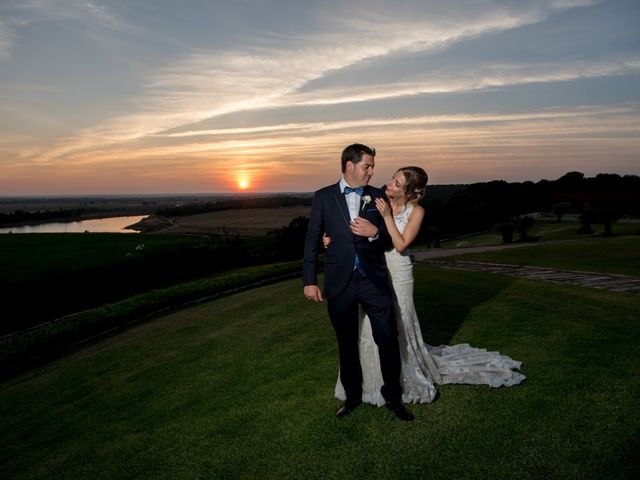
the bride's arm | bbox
[375,198,425,253]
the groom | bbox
[303,143,413,421]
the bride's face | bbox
[385,171,407,200]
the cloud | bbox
[19,102,639,166]
[288,56,640,107]
[15,0,122,29]
[158,104,639,138]
[28,2,581,162]
[0,18,15,62]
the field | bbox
[142,205,312,235]
[0,233,203,283]
[1,259,639,478]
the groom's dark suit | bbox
[303,182,402,403]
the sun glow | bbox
[238,178,249,190]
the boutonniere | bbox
[360,195,372,214]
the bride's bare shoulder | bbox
[409,204,425,219]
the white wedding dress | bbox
[336,204,525,405]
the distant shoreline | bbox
[124,214,174,233]
[0,211,151,229]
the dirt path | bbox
[413,242,540,260]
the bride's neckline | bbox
[392,203,411,219]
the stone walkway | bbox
[412,246,640,295]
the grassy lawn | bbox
[1,266,638,479]
[442,218,640,248]
[439,236,640,277]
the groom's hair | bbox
[341,143,376,172]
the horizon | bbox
[1,168,639,200]
[1,1,639,195]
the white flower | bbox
[360,195,372,214]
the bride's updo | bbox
[398,166,428,204]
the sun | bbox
[238,179,249,190]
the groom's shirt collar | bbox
[339,177,362,221]
[339,176,350,192]
[339,176,366,192]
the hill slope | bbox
[1,266,639,479]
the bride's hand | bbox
[375,197,391,218]
[322,233,332,249]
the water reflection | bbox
[0,215,148,234]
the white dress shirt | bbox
[339,177,378,241]
[339,177,361,221]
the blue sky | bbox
[0,0,639,194]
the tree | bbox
[271,216,310,260]
[496,222,515,244]
[556,171,585,191]
[551,202,571,223]
[425,227,441,248]
[594,208,621,237]
[517,216,536,241]
[578,209,595,234]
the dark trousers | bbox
[327,270,402,403]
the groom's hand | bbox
[350,217,378,238]
[304,285,324,302]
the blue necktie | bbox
[343,186,364,195]
[354,254,366,276]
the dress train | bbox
[335,205,525,405]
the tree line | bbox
[420,171,640,243]
[155,195,312,217]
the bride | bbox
[330,166,525,406]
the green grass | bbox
[442,218,640,248]
[439,236,640,277]
[1,266,639,479]
[0,233,203,282]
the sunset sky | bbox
[1,0,639,195]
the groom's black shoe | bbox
[385,399,414,421]
[336,399,362,418]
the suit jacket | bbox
[303,182,393,299]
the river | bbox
[0,215,148,234]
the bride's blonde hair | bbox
[398,166,428,204]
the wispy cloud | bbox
[20,103,639,168]
[29,3,587,163]
[15,0,122,29]
[159,104,640,138]
[290,56,640,107]
[0,18,15,62]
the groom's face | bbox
[346,154,375,187]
